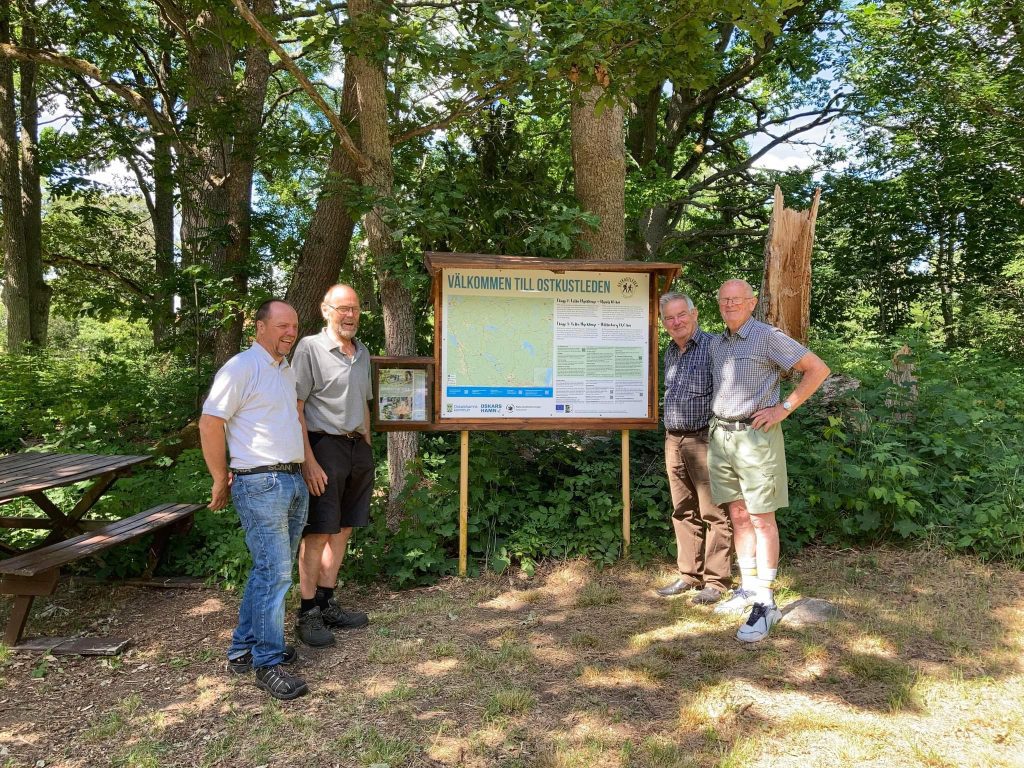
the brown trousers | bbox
[665,430,733,592]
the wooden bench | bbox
[0,502,202,648]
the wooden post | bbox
[621,430,630,556]
[459,430,469,576]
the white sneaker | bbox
[712,588,757,615]
[736,602,782,643]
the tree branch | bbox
[230,0,372,175]
[665,226,765,242]
[391,89,500,145]
[0,43,173,134]
[673,95,846,203]
[45,254,154,300]
[72,74,157,216]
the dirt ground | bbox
[0,546,1022,768]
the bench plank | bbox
[0,453,121,484]
[0,503,202,577]
[0,454,150,501]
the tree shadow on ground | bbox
[0,546,1020,768]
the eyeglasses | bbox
[718,297,753,307]
[325,304,361,315]
[662,312,692,324]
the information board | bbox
[440,267,650,420]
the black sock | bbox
[300,597,318,614]
[315,585,334,607]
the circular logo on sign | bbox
[617,277,639,297]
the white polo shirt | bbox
[202,343,305,470]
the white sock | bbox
[738,557,757,593]
[756,567,777,606]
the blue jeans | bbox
[227,471,308,668]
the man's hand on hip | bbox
[751,404,788,432]
[303,458,329,496]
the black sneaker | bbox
[321,597,370,630]
[226,644,299,675]
[296,606,336,647]
[254,664,309,700]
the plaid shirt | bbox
[662,327,714,432]
[710,317,808,420]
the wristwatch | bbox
[781,399,793,411]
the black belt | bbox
[310,431,362,440]
[712,417,753,432]
[667,428,707,438]
[232,462,303,475]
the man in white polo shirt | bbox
[199,299,309,700]
[290,284,374,647]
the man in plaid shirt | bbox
[656,292,732,605]
[708,279,830,642]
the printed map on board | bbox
[446,295,554,387]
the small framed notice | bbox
[370,357,436,431]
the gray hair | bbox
[659,291,694,316]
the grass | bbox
[484,687,536,719]
[84,694,142,742]
[2,547,1023,768]
[574,581,622,608]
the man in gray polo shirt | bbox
[199,299,310,700]
[290,283,374,647]
[708,279,830,642]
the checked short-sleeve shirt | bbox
[710,318,808,421]
[662,327,714,432]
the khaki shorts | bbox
[707,419,789,514]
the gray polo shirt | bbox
[292,329,372,435]
[202,344,305,469]
[710,317,808,421]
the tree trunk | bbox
[936,228,956,348]
[287,70,359,337]
[570,85,625,260]
[151,39,176,349]
[177,5,233,362]
[152,132,176,347]
[349,0,417,524]
[213,0,273,366]
[0,0,30,351]
[626,84,660,168]
[18,0,47,346]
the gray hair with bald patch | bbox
[323,283,360,303]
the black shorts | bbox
[303,432,375,535]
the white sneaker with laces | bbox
[712,588,757,615]
[736,602,783,643]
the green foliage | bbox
[816,0,1024,350]
[3,318,1023,584]
[0,318,198,453]
[343,337,1024,587]
[784,338,1024,562]
[343,429,672,587]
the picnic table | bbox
[0,452,201,652]
[0,452,153,552]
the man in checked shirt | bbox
[709,279,830,642]
[656,291,733,606]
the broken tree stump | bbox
[756,185,821,346]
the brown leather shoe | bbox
[691,586,725,605]
[655,578,700,597]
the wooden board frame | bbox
[424,252,680,431]
[370,357,439,432]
